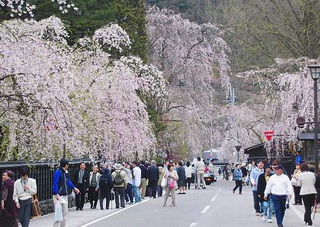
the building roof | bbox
[244,143,265,155]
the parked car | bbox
[204,171,217,185]
[190,167,217,185]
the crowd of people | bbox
[230,160,319,227]
[53,157,215,226]
[0,157,211,227]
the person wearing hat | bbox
[257,164,274,223]
[264,164,292,227]
[111,164,127,208]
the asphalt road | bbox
[79,179,310,227]
[30,178,318,227]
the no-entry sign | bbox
[264,131,274,141]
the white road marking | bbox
[201,205,211,214]
[81,198,151,227]
[211,187,221,201]
[290,202,304,221]
[189,223,198,227]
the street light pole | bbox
[235,145,242,163]
[314,78,319,173]
[308,65,320,172]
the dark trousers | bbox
[88,187,99,208]
[271,194,287,225]
[114,187,125,208]
[75,183,86,209]
[252,190,261,213]
[18,198,32,227]
[148,181,158,198]
[293,186,302,204]
[100,188,111,209]
[302,194,316,225]
[125,183,134,203]
[233,180,242,193]
[186,177,192,189]
[157,185,163,197]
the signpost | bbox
[264,131,274,141]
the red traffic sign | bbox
[264,131,274,141]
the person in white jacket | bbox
[264,164,292,227]
[297,162,317,226]
[13,167,37,227]
[195,157,206,189]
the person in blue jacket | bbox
[53,158,79,227]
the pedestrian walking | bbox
[177,161,186,194]
[124,162,134,204]
[163,164,178,207]
[132,161,141,203]
[250,160,264,215]
[195,157,206,189]
[139,160,148,199]
[99,167,113,210]
[88,165,100,209]
[315,170,320,204]
[184,161,192,190]
[147,160,159,198]
[111,164,127,208]
[257,164,274,223]
[157,167,165,197]
[233,164,243,194]
[223,165,230,181]
[292,164,302,205]
[52,158,80,227]
[74,162,89,211]
[264,164,293,227]
[297,162,317,226]
[13,167,37,227]
[0,170,18,227]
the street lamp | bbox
[235,145,242,163]
[308,65,320,172]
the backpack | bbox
[114,171,124,185]
[99,175,110,189]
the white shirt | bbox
[13,178,37,203]
[195,161,205,172]
[124,168,133,185]
[132,166,141,187]
[264,173,293,196]
[184,166,192,178]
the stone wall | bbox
[40,195,76,215]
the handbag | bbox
[161,178,167,187]
[291,177,297,186]
[54,200,63,222]
[31,195,41,218]
[169,181,175,189]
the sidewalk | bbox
[30,199,151,227]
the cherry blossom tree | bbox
[0,16,166,161]
[147,7,232,157]
[0,0,78,18]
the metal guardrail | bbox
[0,160,95,202]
